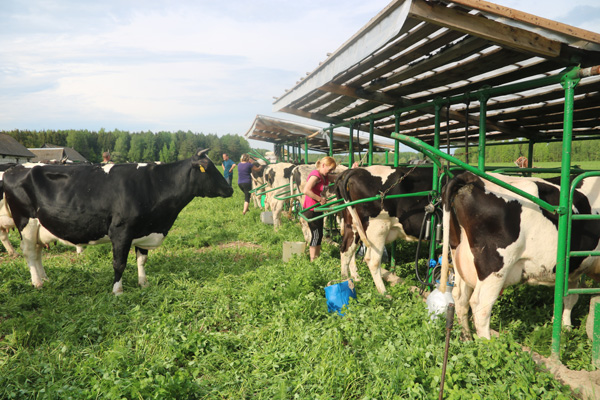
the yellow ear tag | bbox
[199,165,206,173]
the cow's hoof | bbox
[113,290,124,296]
[139,280,149,288]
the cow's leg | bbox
[561,279,580,327]
[363,220,390,296]
[0,229,16,256]
[452,271,474,340]
[20,219,45,288]
[272,200,284,230]
[341,235,360,281]
[111,239,132,295]
[470,276,505,339]
[135,247,149,288]
[300,219,311,244]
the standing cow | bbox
[441,172,600,340]
[0,163,18,256]
[332,166,433,295]
[263,163,296,229]
[3,148,233,294]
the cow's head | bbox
[191,148,234,198]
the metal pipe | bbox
[551,68,579,358]
[392,134,558,213]
[438,303,455,400]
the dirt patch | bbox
[525,348,600,400]
[196,241,262,253]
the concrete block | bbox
[283,241,305,262]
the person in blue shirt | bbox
[222,153,236,187]
[237,154,254,215]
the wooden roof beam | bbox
[409,0,562,59]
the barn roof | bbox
[0,134,36,159]
[33,144,89,163]
[272,0,600,147]
[245,114,394,153]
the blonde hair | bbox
[316,156,336,169]
[240,154,250,162]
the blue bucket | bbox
[324,279,356,316]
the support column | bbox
[551,68,579,359]
[394,114,400,167]
[478,93,489,172]
[368,120,374,166]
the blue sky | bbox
[1,0,599,149]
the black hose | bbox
[414,209,435,290]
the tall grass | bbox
[0,185,587,399]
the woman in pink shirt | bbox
[303,156,337,261]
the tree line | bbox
[454,139,600,164]
[3,129,254,165]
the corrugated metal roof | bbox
[245,114,395,153]
[273,0,600,147]
[0,134,36,158]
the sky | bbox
[1,0,599,150]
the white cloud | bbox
[0,0,598,140]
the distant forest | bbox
[4,129,599,166]
[454,138,600,163]
[3,129,254,165]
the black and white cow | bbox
[3,148,233,294]
[263,163,296,229]
[250,160,268,208]
[0,163,18,256]
[332,166,433,295]
[441,171,600,339]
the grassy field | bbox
[0,182,594,399]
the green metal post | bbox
[527,140,534,169]
[329,128,334,157]
[551,68,580,359]
[594,302,600,367]
[304,139,308,164]
[429,102,442,263]
[478,93,489,171]
[394,114,400,167]
[348,125,354,167]
[368,120,374,166]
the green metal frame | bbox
[313,64,599,360]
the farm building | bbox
[0,134,36,164]
[28,144,89,163]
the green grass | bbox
[0,185,589,399]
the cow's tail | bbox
[439,199,451,293]
[438,172,471,293]
[290,166,299,197]
[337,169,373,248]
